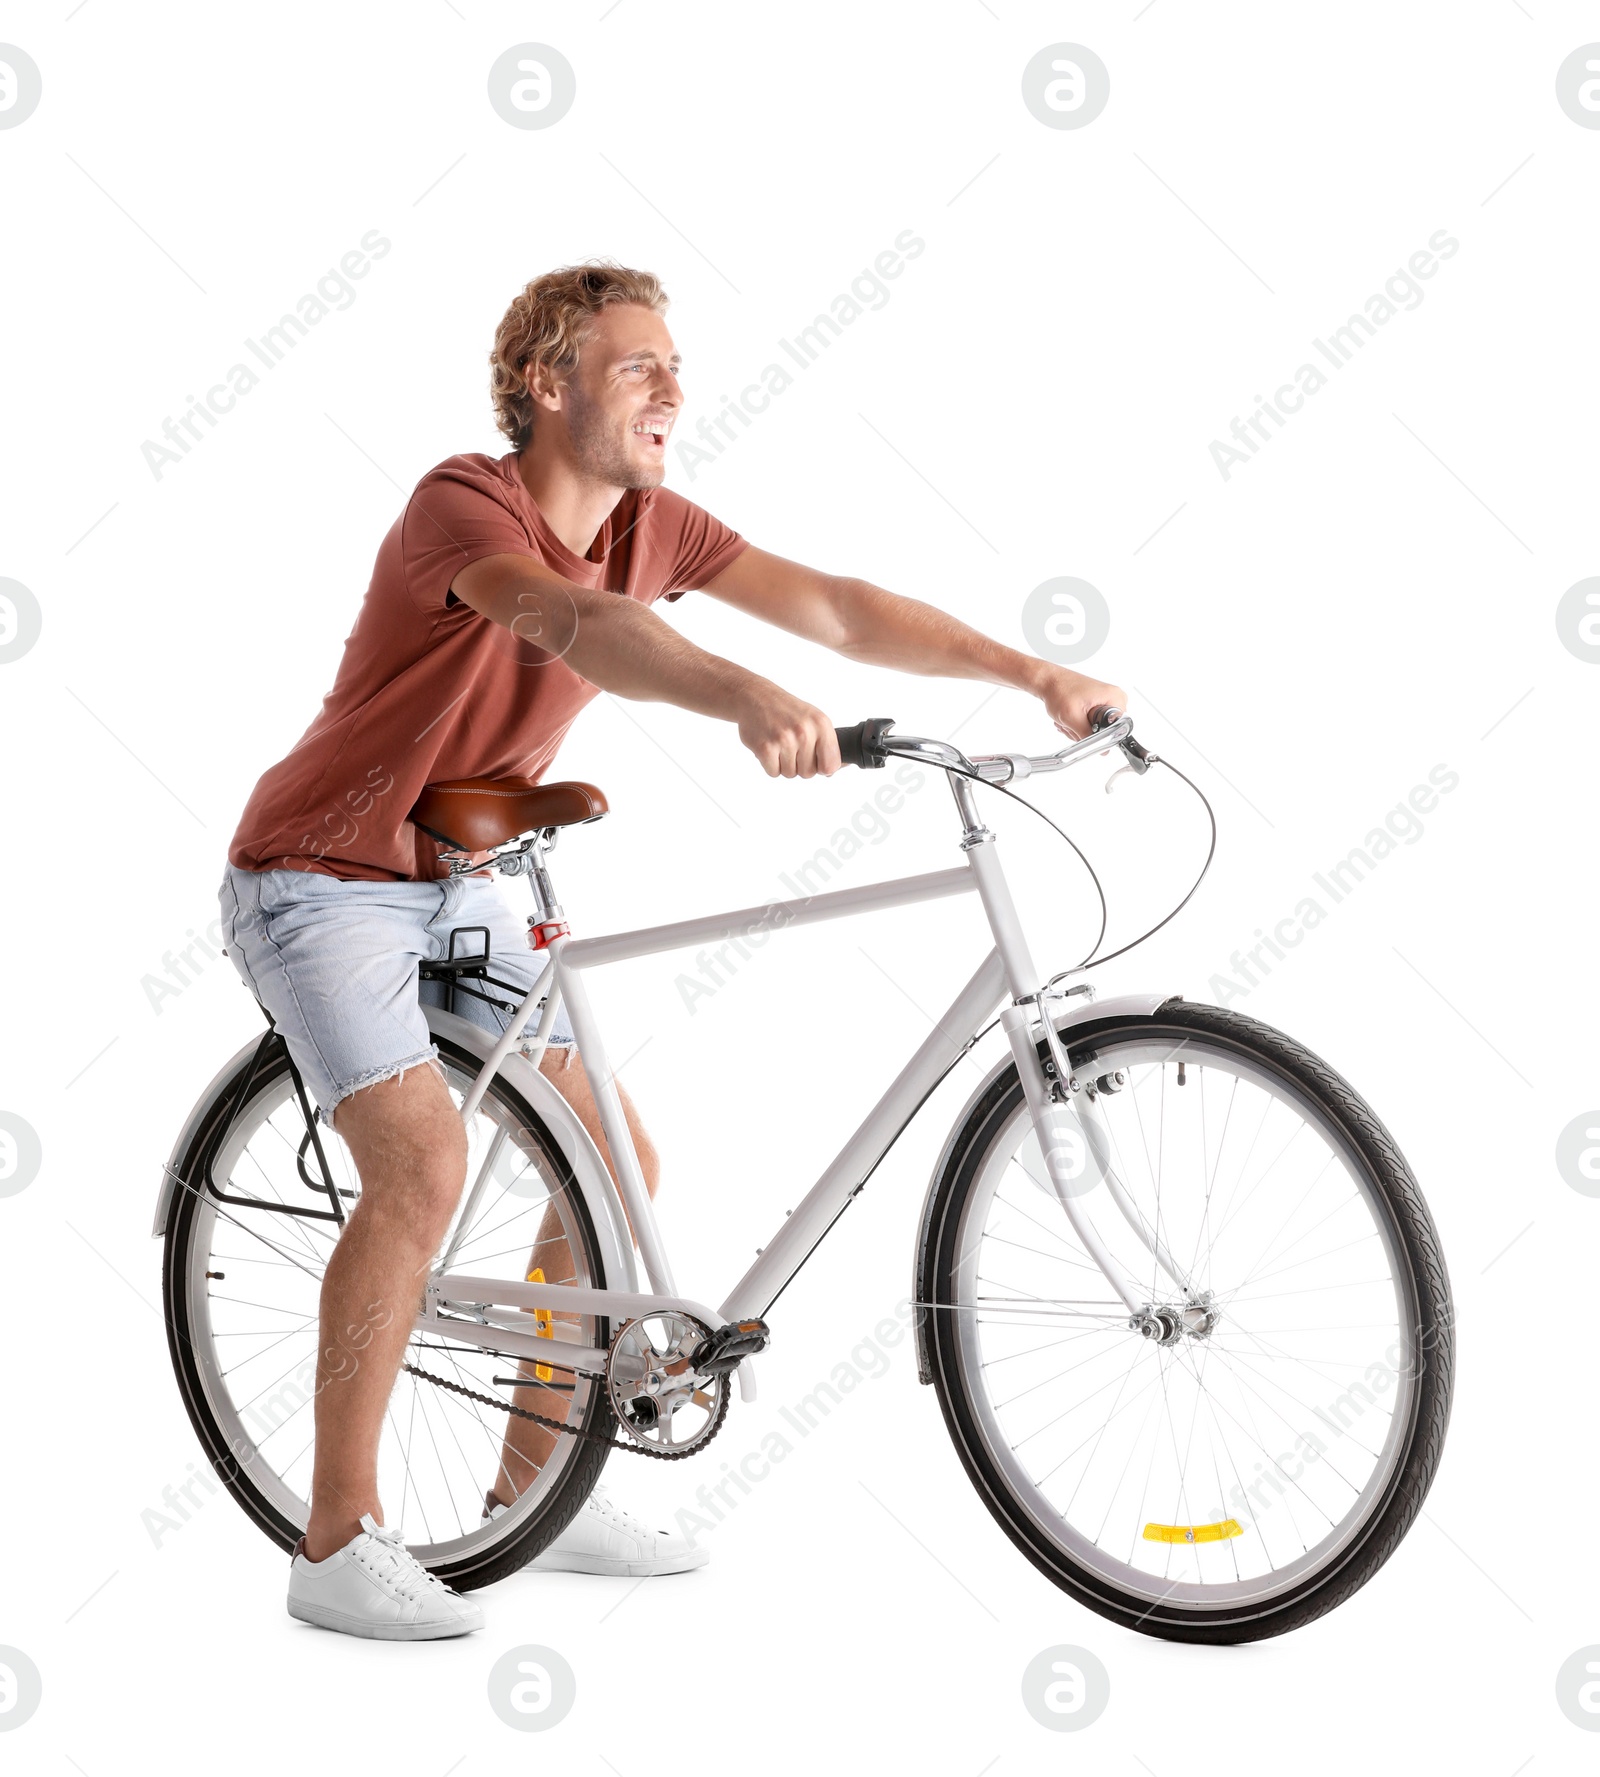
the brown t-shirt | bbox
[228,450,748,881]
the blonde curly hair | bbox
[489,261,670,449]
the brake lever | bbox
[1090,706,1154,790]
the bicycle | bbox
[155,710,1453,1643]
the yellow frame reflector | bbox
[526,1265,554,1382]
[1142,1519,1244,1545]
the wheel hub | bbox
[1130,1290,1220,1346]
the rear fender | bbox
[152,1009,640,1298]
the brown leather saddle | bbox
[409,778,608,854]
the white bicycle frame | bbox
[417,749,1196,1385]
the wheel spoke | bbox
[935,1022,1439,1618]
[172,1045,609,1568]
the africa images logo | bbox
[1208,229,1459,481]
[139,231,392,479]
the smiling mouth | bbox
[631,419,671,448]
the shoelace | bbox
[587,1487,667,1538]
[487,1486,672,1542]
[356,1515,451,1604]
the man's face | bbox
[544,304,682,491]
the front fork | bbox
[952,776,1201,1337]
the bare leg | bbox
[489,1046,660,1508]
[301,1062,467,1562]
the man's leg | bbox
[489,1047,660,1507]
[301,1061,467,1562]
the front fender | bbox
[152,1009,641,1299]
[911,991,1175,1384]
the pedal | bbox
[689,1318,770,1377]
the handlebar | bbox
[833,706,1152,783]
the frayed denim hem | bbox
[322,1045,443,1126]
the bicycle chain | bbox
[400,1358,730,1462]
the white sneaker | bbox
[288,1513,484,1640]
[484,1484,708,1577]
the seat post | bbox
[526,834,563,926]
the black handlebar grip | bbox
[834,717,895,769]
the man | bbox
[221,260,1127,1639]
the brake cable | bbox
[929,741,1218,1049]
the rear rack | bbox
[417,924,527,1021]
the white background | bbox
[2,2,1598,1770]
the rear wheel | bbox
[162,1030,614,1589]
[919,999,1453,1642]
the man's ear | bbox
[525,361,565,414]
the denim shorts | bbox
[218,863,575,1124]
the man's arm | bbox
[702,545,1127,739]
[451,553,841,778]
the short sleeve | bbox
[401,458,538,613]
[654,488,749,603]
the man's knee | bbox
[335,1061,467,1232]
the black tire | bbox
[918,998,1454,1643]
[162,1030,614,1590]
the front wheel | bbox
[918,998,1454,1643]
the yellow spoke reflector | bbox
[526,1265,554,1382]
[1143,1520,1244,1545]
